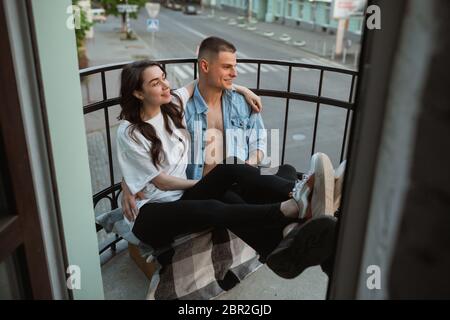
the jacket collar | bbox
[192,83,235,114]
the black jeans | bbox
[132,158,297,260]
[227,163,298,204]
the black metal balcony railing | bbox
[80,58,358,254]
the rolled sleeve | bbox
[248,112,267,160]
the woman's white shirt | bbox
[117,87,190,212]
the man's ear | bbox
[199,58,209,74]
[133,90,144,101]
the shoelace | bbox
[292,174,310,195]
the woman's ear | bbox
[133,90,144,101]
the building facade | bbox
[214,0,364,37]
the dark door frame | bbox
[0,0,53,299]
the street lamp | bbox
[210,0,216,17]
[125,0,130,35]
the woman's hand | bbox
[121,180,137,221]
[234,84,263,113]
[121,179,144,222]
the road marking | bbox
[292,59,312,71]
[260,65,270,72]
[182,65,194,77]
[264,64,280,72]
[236,65,247,74]
[237,51,250,59]
[239,63,257,73]
[304,58,323,65]
[292,134,306,141]
[171,20,208,39]
[170,61,301,78]
[295,57,349,69]
[173,66,189,80]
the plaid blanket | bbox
[96,208,262,300]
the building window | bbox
[356,17,364,34]
[324,2,331,25]
[287,1,293,18]
[275,0,282,17]
[311,1,317,25]
[297,1,304,20]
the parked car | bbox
[173,2,182,11]
[91,8,107,23]
[183,5,197,15]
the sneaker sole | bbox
[334,160,347,212]
[266,216,336,279]
[310,153,335,217]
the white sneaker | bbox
[309,153,335,218]
[292,174,314,219]
[333,160,347,212]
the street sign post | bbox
[331,0,367,56]
[147,19,159,32]
[117,4,139,13]
[210,0,216,17]
[117,3,138,38]
[147,18,159,48]
[332,0,366,19]
[145,3,160,18]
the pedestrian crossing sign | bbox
[147,19,159,32]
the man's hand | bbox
[121,179,143,222]
[244,90,262,113]
[245,157,258,167]
[234,84,263,113]
[246,150,264,167]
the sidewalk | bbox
[85,18,154,67]
[205,8,361,69]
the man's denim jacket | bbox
[184,84,267,180]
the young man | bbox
[183,36,299,204]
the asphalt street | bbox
[130,8,356,171]
[84,8,357,204]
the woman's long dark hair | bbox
[118,60,185,167]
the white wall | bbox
[30,0,104,299]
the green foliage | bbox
[99,0,147,20]
[73,0,94,49]
[72,0,94,68]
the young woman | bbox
[116,60,337,279]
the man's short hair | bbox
[198,37,236,62]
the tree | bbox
[73,0,94,68]
[99,0,147,37]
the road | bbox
[89,8,348,298]
[85,8,358,206]
[131,8,355,171]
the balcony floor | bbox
[101,239,329,300]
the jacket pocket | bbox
[230,117,249,129]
